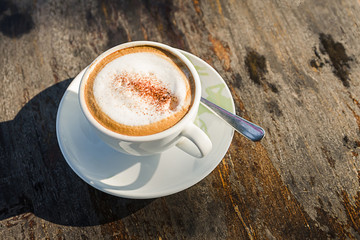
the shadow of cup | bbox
[0,79,153,226]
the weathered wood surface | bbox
[1,0,360,239]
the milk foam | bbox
[93,52,189,126]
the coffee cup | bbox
[79,41,212,157]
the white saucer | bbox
[56,50,235,199]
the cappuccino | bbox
[84,46,195,136]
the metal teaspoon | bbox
[200,97,265,141]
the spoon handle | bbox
[200,97,265,141]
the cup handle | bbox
[175,123,212,158]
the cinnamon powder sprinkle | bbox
[112,71,178,112]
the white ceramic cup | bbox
[79,41,212,158]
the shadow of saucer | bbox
[0,79,154,226]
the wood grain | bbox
[1,0,360,239]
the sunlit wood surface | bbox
[1,0,360,239]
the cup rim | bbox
[78,41,201,142]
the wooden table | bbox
[1,0,360,239]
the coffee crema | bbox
[84,45,195,136]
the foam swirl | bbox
[93,51,190,127]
